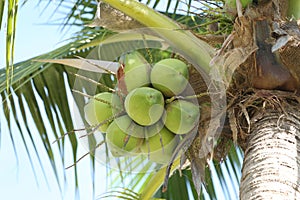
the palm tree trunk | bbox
[239,107,300,199]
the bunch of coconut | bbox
[84,51,200,165]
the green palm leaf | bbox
[0,28,109,190]
[0,0,5,30]
[5,0,18,91]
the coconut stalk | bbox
[139,158,181,199]
[240,106,300,199]
[101,0,215,77]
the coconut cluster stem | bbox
[165,92,209,104]
[102,0,214,76]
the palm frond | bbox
[97,187,140,200]
[59,0,98,28]
[153,145,243,200]
[98,145,242,199]
[0,27,110,190]
[0,0,4,30]
[1,65,77,189]
[5,0,19,91]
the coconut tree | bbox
[1,0,300,199]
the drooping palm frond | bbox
[4,0,18,92]
[159,146,242,199]
[0,26,114,191]
[0,0,5,30]
[97,144,243,200]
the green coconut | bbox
[113,115,165,138]
[84,99,99,126]
[141,127,178,164]
[124,87,165,126]
[106,117,144,157]
[119,51,151,92]
[151,58,189,97]
[84,92,122,132]
[163,100,200,134]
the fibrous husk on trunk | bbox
[212,0,300,145]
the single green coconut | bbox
[163,100,200,134]
[119,51,151,92]
[84,99,99,125]
[84,92,122,132]
[151,58,189,97]
[141,127,178,164]
[106,117,144,157]
[124,87,165,126]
